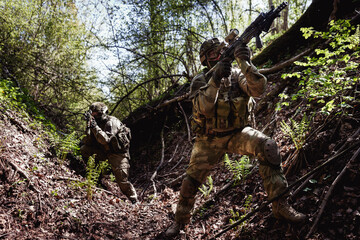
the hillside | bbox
[1,56,359,240]
[1,7,360,240]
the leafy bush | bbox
[0,0,99,128]
[279,20,360,115]
[1,78,82,161]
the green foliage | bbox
[48,131,82,161]
[1,78,82,162]
[51,189,59,197]
[0,0,100,127]
[199,176,213,199]
[229,195,252,232]
[280,114,311,151]
[0,78,45,120]
[77,0,307,117]
[224,154,252,185]
[75,155,111,200]
[281,20,360,115]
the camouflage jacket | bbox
[83,115,131,152]
[190,59,267,135]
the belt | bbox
[207,129,239,137]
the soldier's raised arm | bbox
[234,45,267,97]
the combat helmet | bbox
[199,38,221,66]
[90,102,108,121]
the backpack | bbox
[109,123,132,153]
[117,124,131,150]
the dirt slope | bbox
[0,103,176,240]
[1,74,360,240]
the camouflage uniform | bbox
[81,102,138,203]
[167,39,304,236]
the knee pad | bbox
[260,138,281,167]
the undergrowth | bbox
[278,19,360,116]
[0,78,81,161]
[280,113,311,151]
[1,77,115,201]
[224,154,252,185]
[73,155,111,200]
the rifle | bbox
[84,109,95,130]
[206,1,288,77]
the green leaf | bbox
[309,179,317,184]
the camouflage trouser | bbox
[175,126,287,224]
[80,144,138,201]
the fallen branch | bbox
[291,127,360,199]
[8,160,40,193]
[168,143,179,164]
[150,116,167,200]
[0,233,10,238]
[306,146,360,239]
[290,173,315,201]
[154,92,190,111]
[210,140,359,239]
[259,47,313,75]
[167,172,186,187]
[54,176,82,182]
[169,156,185,172]
[178,102,192,143]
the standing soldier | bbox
[165,38,305,237]
[81,102,138,204]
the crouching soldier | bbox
[165,38,306,237]
[80,102,138,204]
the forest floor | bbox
[1,78,360,240]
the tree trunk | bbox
[282,3,288,31]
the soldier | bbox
[165,38,305,237]
[80,102,138,204]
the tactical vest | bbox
[191,73,254,135]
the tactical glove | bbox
[234,44,251,62]
[212,58,231,87]
[84,110,92,121]
[89,118,97,128]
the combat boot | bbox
[165,222,184,238]
[272,199,306,223]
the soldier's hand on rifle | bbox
[84,110,92,121]
[84,110,97,128]
[212,58,232,87]
[234,44,251,62]
[89,117,97,128]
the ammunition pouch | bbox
[231,96,249,128]
[191,95,250,135]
